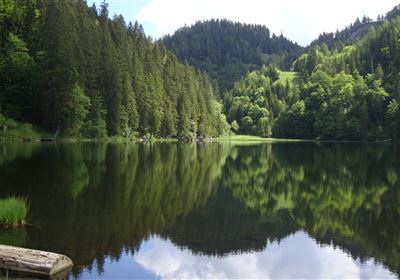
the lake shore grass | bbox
[0,197,29,228]
[0,120,396,144]
[0,119,51,142]
[214,135,309,142]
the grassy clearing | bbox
[107,136,178,143]
[214,135,305,142]
[275,71,298,85]
[0,197,29,227]
[260,53,285,65]
[0,118,51,141]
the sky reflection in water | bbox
[79,232,396,279]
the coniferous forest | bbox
[161,19,303,91]
[0,0,229,140]
[1,0,400,141]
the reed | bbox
[0,197,29,227]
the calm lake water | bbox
[0,142,399,279]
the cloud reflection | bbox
[135,232,396,279]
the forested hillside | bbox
[284,15,400,140]
[309,17,380,51]
[161,19,302,91]
[223,8,400,141]
[1,1,400,141]
[310,5,400,51]
[0,0,229,139]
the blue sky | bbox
[91,0,156,35]
[91,0,400,46]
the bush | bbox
[6,119,18,129]
[179,131,195,142]
[21,123,33,131]
[0,114,6,125]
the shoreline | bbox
[0,134,397,144]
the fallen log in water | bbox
[0,245,73,278]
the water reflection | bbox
[135,234,396,279]
[0,142,399,278]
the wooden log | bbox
[0,245,73,278]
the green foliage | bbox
[0,114,50,140]
[2,1,400,141]
[275,71,296,83]
[274,101,307,138]
[224,65,297,137]
[191,9,399,141]
[0,32,37,121]
[240,116,253,133]
[385,99,399,139]
[273,13,400,140]
[0,197,28,226]
[0,0,228,139]
[309,17,378,51]
[230,120,240,133]
[162,19,302,91]
[65,84,90,135]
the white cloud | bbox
[135,232,397,279]
[136,0,399,45]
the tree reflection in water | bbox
[0,142,399,278]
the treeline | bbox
[0,0,229,139]
[309,4,400,51]
[309,16,379,51]
[224,13,400,141]
[161,19,302,91]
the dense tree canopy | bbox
[161,19,302,91]
[277,15,400,140]
[223,65,299,137]
[0,0,229,139]
[1,1,400,141]
[221,12,400,141]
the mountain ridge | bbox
[161,19,303,91]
